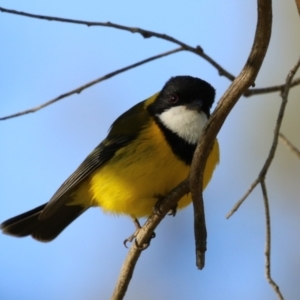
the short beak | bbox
[186,99,203,112]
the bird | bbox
[1,75,220,243]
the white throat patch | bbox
[157,105,208,144]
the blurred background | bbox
[1,1,299,299]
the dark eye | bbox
[168,93,179,104]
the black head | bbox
[148,76,215,118]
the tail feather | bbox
[1,203,87,242]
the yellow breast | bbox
[72,120,219,218]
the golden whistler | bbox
[1,76,219,242]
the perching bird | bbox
[1,75,219,243]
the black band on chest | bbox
[154,117,197,165]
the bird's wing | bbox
[40,100,151,219]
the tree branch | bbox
[244,77,300,97]
[0,47,183,121]
[0,6,235,82]
[189,0,272,269]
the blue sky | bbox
[1,1,300,299]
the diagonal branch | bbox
[0,6,235,81]
[225,178,261,218]
[0,47,183,121]
[279,132,300,159]
[111,179,190,300]
[227,57,300,218]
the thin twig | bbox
[2,46,298,122]
[260,180,284,300]
[226,178,260,218]
[0,47,183,121]
[227,57,300,300]
[0,6,235,82]
[244,77,300,97]
[188,0,272,270]
[279,132,300,159]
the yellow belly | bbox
[72,121,219,218]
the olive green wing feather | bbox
[40,100,151,219]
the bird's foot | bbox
[153,194,178,217]
[123,218,155,250]
[167,204,178,217]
